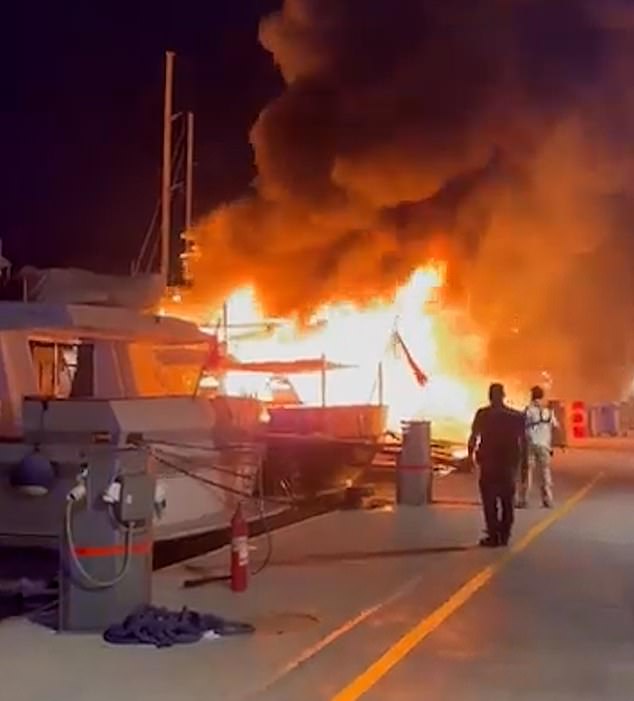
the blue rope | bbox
[103,605,254,648]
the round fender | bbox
[9,452,56,496]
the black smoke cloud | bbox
[191,0,634,398]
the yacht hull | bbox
[262,405,386,499]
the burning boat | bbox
[263,402,387,499]
[190,268,482,499]
[198,349,388,499]
[145,54,481,500]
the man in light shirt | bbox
[517,385,558,509]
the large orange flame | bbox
[198,263,490,440]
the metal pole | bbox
[378,361,384,406]
[185,111,194,231]
[53,344,59,397]
[161,51,175,289]
[219,301,229,395]
[320,353,327,407]
[222,302,229,346]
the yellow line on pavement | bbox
[330,472,604,701]
[250,573,426,697]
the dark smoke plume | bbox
[191,0,634,398]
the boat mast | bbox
[161,50,175,290]
[185,111,194,232]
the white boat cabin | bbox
[0,301,211,438]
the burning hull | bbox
[208,395,264,445]
[262,405,387,499]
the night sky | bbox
[2,1,282,273]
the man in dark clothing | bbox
[468,383,526,547]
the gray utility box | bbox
[115,473,156,524]
[20,398,156,633]
[396,420,433,506]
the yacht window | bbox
[29,341,93,398]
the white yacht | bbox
[0,267,268,550]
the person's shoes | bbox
[478,536,499,548]
[542,498,553,509]
[498,535,510,547]
[515,500,528,509]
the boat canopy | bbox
[220,358,355,374]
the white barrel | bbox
[396,420,433,505]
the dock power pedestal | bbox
[59,444,157,632]
[16,396,171,634]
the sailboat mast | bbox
[185,111,194,231]
[161,50,175,289]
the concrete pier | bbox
[2,442,634,701]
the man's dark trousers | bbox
[479,467,515,544]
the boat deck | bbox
[3,442,634,701]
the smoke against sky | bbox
[191,0,634,396]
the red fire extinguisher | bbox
[230,503,249,592]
